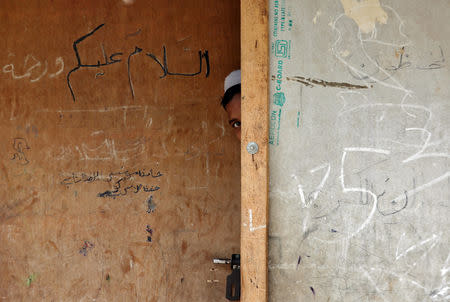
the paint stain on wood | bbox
[287,76,371,89]
[181,240,188,254]
[79,241,94,256]
[47,240,59,253]
[121,259,131,274]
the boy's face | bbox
[225,93,241,141]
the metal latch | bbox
[213,254,240,300]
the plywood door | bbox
[0,1,241,301]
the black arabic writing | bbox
[61,168,163,199]
[67,24,210,102]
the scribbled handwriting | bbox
[54,137,146,162]
[11,137,30,165]
[146,225,153,242]
[61,168,163,199]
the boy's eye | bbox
[232,121,241,128]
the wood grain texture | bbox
[0,1,241,301]
[241,0,269,301]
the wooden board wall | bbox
[0,1,241,301]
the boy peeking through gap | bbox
[221,70,241,141]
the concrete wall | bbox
[268,0,449,301]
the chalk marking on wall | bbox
[186,186,208,190]
[339,232,350,263]
[312,10,321,24]
[48,57,64,78]
[161,141,169,157]
[75,138,145,161]
[268,263,297,270]
[3,54,41,79]
[30,60,47,82]
[3,54,64,81]
[146,117,153,128]
[309,162,329,173]
[90,130,104,136]
[344,147,390,155]
[431,254,450,300]
[303,212,311,233]
[362,268,390,302]
[402,128,449,163]
[215,163,220,179]
[216,122,225,137]
[331,5,418,122]
[396,233,440,261]
[340,103,447,164]
[248,209,266,232]
[142,105,148,120]
[338,148,390,240]
[74,145,84,159]
[309,163,331,201]
[123,107,128,127]
[110,139,119,160]
[337,102,440,157]
[338,102,432,123]
[291,174,308,208]
[206,153,210,176]
[37,105,144,113]
[331,14,411,94]
[406,235,441,274]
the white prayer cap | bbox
[224,70,241,92]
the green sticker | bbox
[26,273,37,287]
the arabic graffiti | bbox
[11,137,30,165]
[61,168,163,199]
[53,137,146,162]
[3,55,64,82]
[97,181,160,198]
[66,23,210,102]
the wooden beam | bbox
[241,0,269,301]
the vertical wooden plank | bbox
[241,0,269,301]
